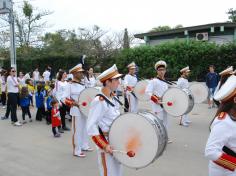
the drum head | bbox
[109,113,159,169]
[79,87,100,117]
[162,88,191,116]
[189,83,208,103]
[133,80,149,101]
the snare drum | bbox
[79,87,100,117]
[189,83,208,103]
[109,111,167,169]
[162,87,194,116]
[133,80,149,101]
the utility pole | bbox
[0,0,16,69]
[9,0,16,68]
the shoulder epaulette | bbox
[218,112,226,120]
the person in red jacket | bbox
[51,99,62,137]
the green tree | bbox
[150,25,171,32]
[15,1,52,48]
[123,28,130,49]
[227,8,236,22]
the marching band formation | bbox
[1,60,236,176]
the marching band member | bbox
[87,64,123,176]
[145,60,172,142]
[177,66,191,127]
[123,62,138,113]
[69,64,93,158]
[214,66,234,107]
[205,75,236,176]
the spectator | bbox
[205,65,219,109]
[1,70,7,108]
[19,86,32,123]
[1,67,21,126]
[35,83,46,121]
[43,68,51,82]
[33,68,40,86]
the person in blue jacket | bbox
[19,86,32,123]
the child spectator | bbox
[19,86,32,123]
[35,83,45,121]
[51,99,62,137]
[26,79,35,107]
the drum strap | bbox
[98,126,108,139]
[113,96,124,106]
[156,77,176,85]
[96,94,115,107]
[223,146,236,157]
[72,80,85,85]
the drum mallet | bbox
[112,150,135,157]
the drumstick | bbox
[112,150,135,157]
[159,101,173,106]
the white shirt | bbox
[145,78,168,113]
[7,76,19,93]
[69,82,85,117]
[24,73,30,80]
[18,77,26,86]
[205,113,236,171]
[87,93,120,136]
[123,74,138,88]
[177,77,189,90]
[33,71,40,81]
[84,76,96,88]
[55,81,70,103]
[43,70,50,82]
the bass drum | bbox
[109,111,167,169]
[79,87,100,117]
[162,87,194,116]
[189,83,208,103]
[133,80,149,101]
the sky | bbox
[12,0,236,34]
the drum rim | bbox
[108,111,166,169]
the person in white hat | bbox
[123,62,138,113]
[68,63,93,158]
[177,66,191,126]
[213,66,234,107]
[145,60,172,143]
[205,75,236,176]
[87,64,123,176]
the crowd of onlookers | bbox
[0,66,97,137]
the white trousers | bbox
[209,161,236,176]
[97,149,123,176]
[72,115,90,156]
[180,114,189,124]
[127,92,138,113]
[153,110,169,132]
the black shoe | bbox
[62,126,70,131]
[59,128,64,133]
[1,116,8,120]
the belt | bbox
[102,132,109,136]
